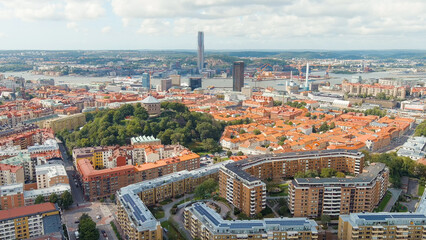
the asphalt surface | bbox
[384,188,402,212]
[59,141,116,240]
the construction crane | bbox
[255,63,273,81]
[325,64,331,79]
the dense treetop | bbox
[57,102,232,154]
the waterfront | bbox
[2,70,424,91]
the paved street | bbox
[384,188,402,212]
[63,202,117,240]
[59,141,117,240]
[58,142,85,205]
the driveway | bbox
[384,188,402,212]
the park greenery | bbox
[294,168,345,178]
[57,102,229,154]
[415,120,426,137]
[78,214,99,240]
[194,178,218,199]
[364,150,426,188]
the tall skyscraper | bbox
[142,73,150,89]
[233,61,244,92]
[189,77,202,91]
[197,31,204,72]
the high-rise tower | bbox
[197,31,204,72]
[233,61,245,92]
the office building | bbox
[159,79,172,92]
[115,161,231,240]
[233,61,244,92]
[0,202,62,239]
[219,150,365,216]
[184,202,319,240]
[197,31,204,72]
[289,163,389,217]
[338,213,426,240]
[170,75,181,86]
[142,73,150,89]
[189,77,202,91]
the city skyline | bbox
[0,0,425,50]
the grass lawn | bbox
[154,210,165,219]
[269,183,289,197]
[418,185,425,196]
[159,199,173,205]
[374,191,392,212]
[149,207,165,219]
[161,221,185,240]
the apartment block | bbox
[338,213,426,240]
[24,183,70,205]
[342,81,406,99]
[1,153,35,181]
[219,150,365,216]
[184,202,319,240]
[77,151,200,201]
[289,163,389,217]
[0,183,24,210]
[219,165,266,217]
[78,159,135,201]
[35,164,69,189]
[72,144,188,168]
[0,202,62,240]
[0,163,25,186]
[115,161,231,240]
[38,113,86,133]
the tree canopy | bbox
[415,120,426,137]
[78,214,99,240]
[194,178,218,199]
[57,102,228,154]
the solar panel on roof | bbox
[229,223,263,229]
[265,220,306,226]
[391,214,426,219]
[359,215,391,221]
[194,204,220,226]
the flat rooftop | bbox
[223,149,363,183]
[294,162,386,185]
[187,202,318,234]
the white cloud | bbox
[110,0,426,40]
[138,19,171,35]
[0,0,105,21]
[101,26,111,33]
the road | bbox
[58,142,85,205]
[384,188,402,212]
[59,142,116,240]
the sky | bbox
[0,0,425,50]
